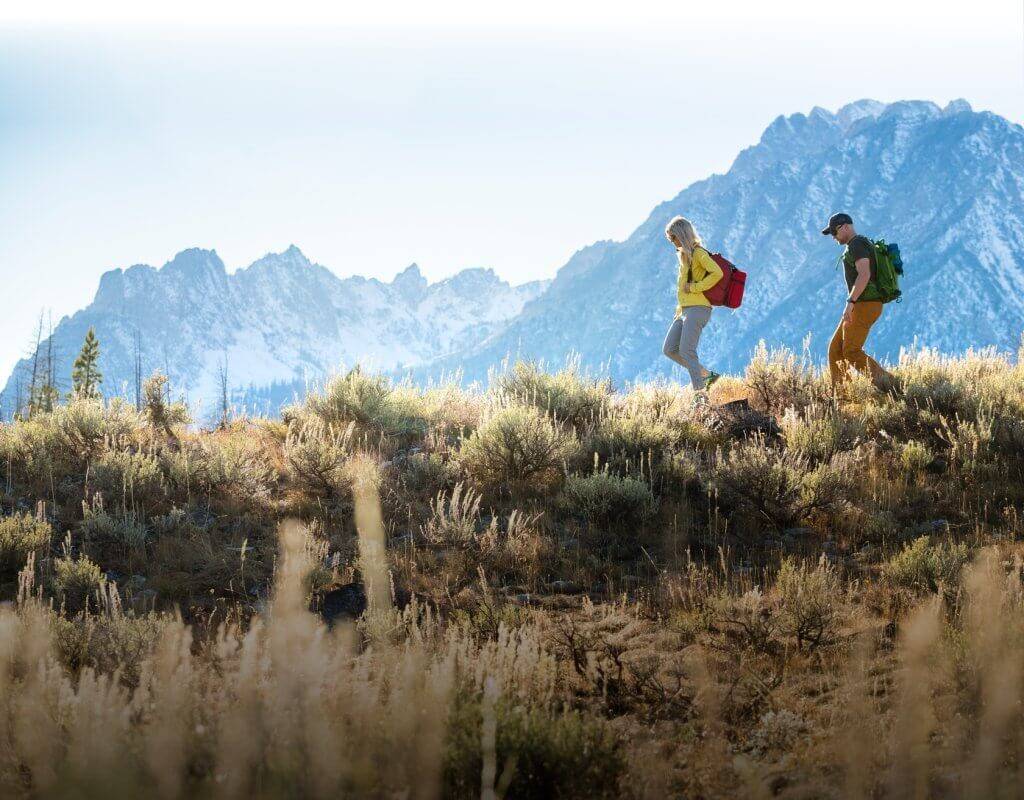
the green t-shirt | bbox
[843,235,878,301]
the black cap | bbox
[822,212,853,236]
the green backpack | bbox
[850,239,904,303]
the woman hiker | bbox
[662,215,722,396]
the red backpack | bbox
[694,247,746,308]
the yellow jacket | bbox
[676,246,724,315]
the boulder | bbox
[318,584,366,623]
[899,519,950,541]
[316,582,412,626]
[130,589,158,613]
[546,580,584,595]
[703,398,780,440]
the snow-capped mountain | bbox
[0,246,547,419]
[416,99,1024,384]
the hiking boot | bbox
[704,371,721,391]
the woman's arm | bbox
[690,249,724,293]
[676,256,688,313]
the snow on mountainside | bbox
[414,99,1024,385]
[0,247,548,419]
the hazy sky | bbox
[2,0,1023,381]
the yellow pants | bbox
[828,301,890,386]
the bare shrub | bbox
[711,437,851,528]
[708,588,781,656]
[899,439,933,473]
[584,414,678,476]
[92,448,166,510]
[444,695,624,799]
[284,420,355,498]
[458,406,578,497]
[79,494,149,551]
[299,366,428,437]
[546,601,689,714]
[743,709,807,759]
[937,412,997,477]
[744,340,828,415]
[883,535,971,594]
[52,609,171,686]
[774,556,844,651]
[495,359,612,430]
[51,397,140,463]
[0,511,52,573]
[200,427,279,502]
[558,471,657,527]
[50,540,104,610]
[707,557,844,657]
[493,510,553,586]
[143,373,191,437]
[0,418,66,497]
[780,404,864,463]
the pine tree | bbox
[71,328,103,399]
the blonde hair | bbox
[665,216,702,266]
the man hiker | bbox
[822,212,894,389]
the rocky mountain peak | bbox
[725,100,891,178]
[835,98,887,129]
[92,268,127,308]
[244,245,313,273]
[164,248,225,277]
[944,98,973,116]
[442,267,505,294]
[391,263,428,300]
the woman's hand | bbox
[683,282,696,294]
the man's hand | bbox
[683,282,696,294]
[842,302,854,325]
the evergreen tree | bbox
[71,328,103,399]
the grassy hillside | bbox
[2,343,1024,798]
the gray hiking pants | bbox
[662,307,712,390]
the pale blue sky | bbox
[2,1,1023,381]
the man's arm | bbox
[850,258,871,302]
[843,258,872,323]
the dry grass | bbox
[1,345,1024,797]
